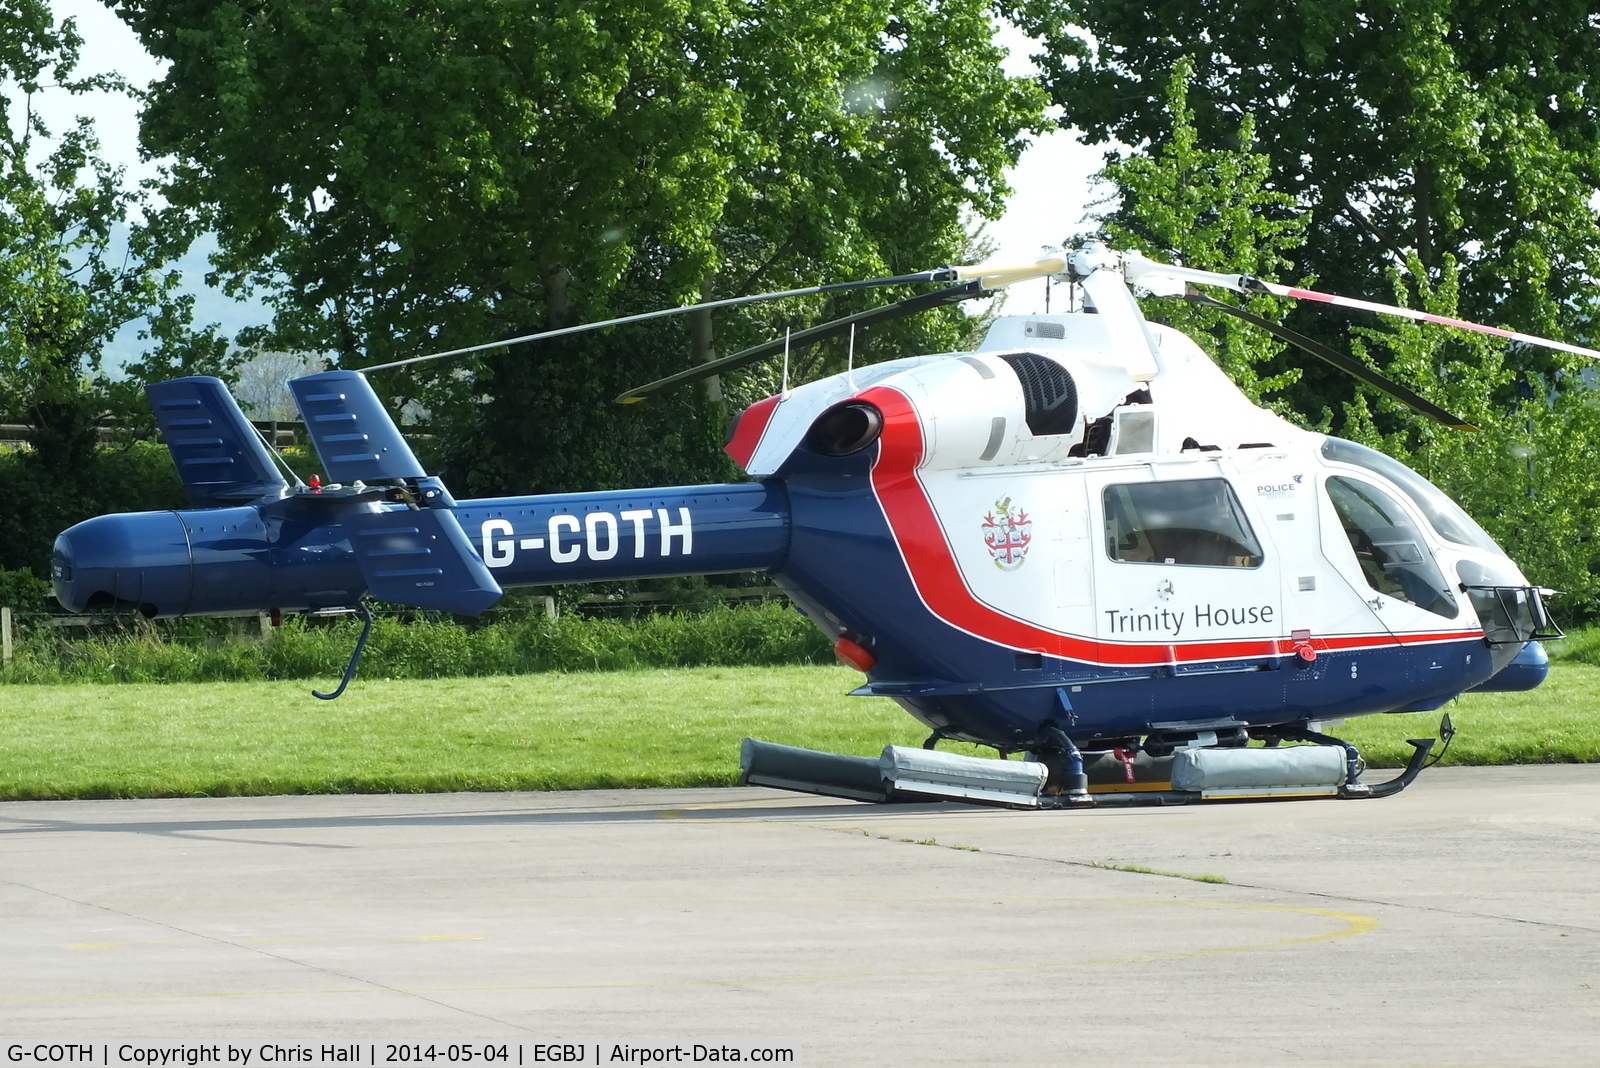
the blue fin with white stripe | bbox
[146,377,288,507]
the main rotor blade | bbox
[362,269,962,374]
[1183,288,1479,432]
[1124,253,1600,362]
[1243,278,1600,362]
[949,253,1068,289]
[615,281,984,404]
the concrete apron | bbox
[1,765,1597,1066]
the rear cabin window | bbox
[1103,479,1264,568]
[1325,476,1459,619]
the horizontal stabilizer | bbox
[146,377,288,508]
[345,506,502,615]
[289,370,426,483]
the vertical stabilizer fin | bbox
[287,370,498,613]
[146,376,289,508]
[345,507,503,615]
[288,370,427,483]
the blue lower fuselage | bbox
[769,446,1509,746]
[51,445,1529,746]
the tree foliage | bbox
[1095,59,1309,410]
[1092,51,1600,621]
[0,0,225,575]
[123,0,1045,495]
[1004,0,1600,419]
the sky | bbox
[27,2,262,361]
[35,0,1116,354]
[984,21,1120,316]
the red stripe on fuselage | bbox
[859,385,1481,666]
[724,394,781,471]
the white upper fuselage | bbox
[734,310,1526,663]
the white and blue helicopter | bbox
[51,243,1574,807]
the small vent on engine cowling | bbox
[997,353,1078,436]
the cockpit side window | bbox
[1320,437,1503,555]
[1325,476,1459,618]
[1104,479,1264,568]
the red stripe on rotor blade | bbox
[1272,280,1600,358]
[860,385,1482,665]
[1290,287,1524,342]
[1423,312,1516,339]
[724,394,781,471]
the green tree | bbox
[1002,0,1600,416]
[1093,57,1600,621]
[1094,59,1309,411]
[121,0,1045,495]
[0,0,227,576]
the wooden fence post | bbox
[2,606,12,666]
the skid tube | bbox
[1036,738,1438,809]
[739,727,1445,809]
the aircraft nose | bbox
[50,511,193,616]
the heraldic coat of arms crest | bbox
[981,496,1032,571]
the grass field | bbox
[0,663,1596,801]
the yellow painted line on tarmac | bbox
[244,934,486,944]
[0,986,368,1003]
[414,901,1379,994]
[10,897,1376,1002]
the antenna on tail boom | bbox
[781,328,792,399]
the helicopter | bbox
[50,242,1576,808]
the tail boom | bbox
[457,483,790,587]
[52,483,791,618]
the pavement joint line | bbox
[927,836,1600,937]
[927,838,1600,937]
[0,874,534,1031]
[149,830,354,850]
[0,804,750,837]
[660,803,1600,937]
[0,899,1374,1002]
[1192,873,1600,938]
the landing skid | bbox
[1357,736,1437,799]
[739,732,1442,810]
